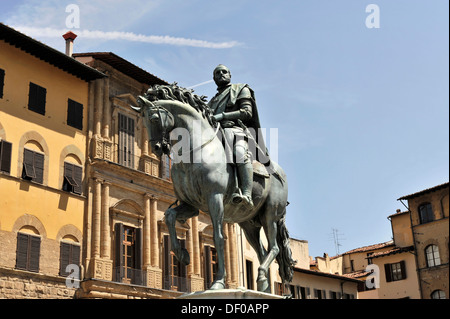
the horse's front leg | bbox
[164,201,199,265]
[208,193,226,290]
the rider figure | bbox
[208,64,261,208]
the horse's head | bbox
[134,94,175,157]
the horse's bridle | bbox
[146,102,174,156]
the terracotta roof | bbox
[72,52,168,85]
[294,267,362,283]
[341,270,370,279]
[0,23,105,82]
[398,182,449,200]
[341,240,394,255]
[371,246,414,259]
[388,210,409,219]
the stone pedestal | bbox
[178,287,283,299]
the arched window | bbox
[426,244,441,267]
[431,290,446,299]
[16,227,41,272]
[418,203,434,224]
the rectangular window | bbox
[118,113,135,168]
[67,99,83,130]
[16,232,41,272]
[0,68,5,99]
[59,242,80,276]
[385,261,407,282]
[28,82,46,115]
[63,162,82,195]
[0,140,12,174]
[22,148,44,184]
[161,154,171,180]
[114,223,143,285]
[419,203,434,224]
[163,235,187,291]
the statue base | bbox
[178,287,283,299]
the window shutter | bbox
[28,82,46,115]
[114,223,124,282]
[400,260,407,279]
[72,244,80,266]
[67,99,83,130]
[385,263,392,282]
[0,140,12,173]
[60,242,71,276]
[23,149,36,179]
[73,165,82,195]
[133,228,143,285]
[16,233,29,270]
[34,152,44,184]
[28,235,41,272]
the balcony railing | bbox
[163,275,190,293]
[114,267,147,286]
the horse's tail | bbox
[275,213,297,283]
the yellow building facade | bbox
[0,24,104,298]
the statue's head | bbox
[213,64,231,88]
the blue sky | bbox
[1,0,448,258]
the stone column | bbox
[94,79,103,137]
[186,222,194,276]
[100,181,110,258]
[192,216,200,275]
[92,178,102,259]
[102,76,110,139]
[150,196,159,267]
[143,194,151,267]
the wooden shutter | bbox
[28,235,41,272]
[16,233,29,270]
[60,242,71,276]
[28,82,46,115]
[73,165,82,195]
[134,228,143,285]
[385,263,392,282]
[0,140,12,173]
[67,99,83,130]
[34,152,44,184]
[114,223,124,282]
[400,260,407,279]
[23,149,36,179]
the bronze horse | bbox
[133,83,295,292]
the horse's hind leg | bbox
[239,220,267,265]
[164,201,199,265]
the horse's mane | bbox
[144,82,215,127]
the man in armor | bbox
[208,64,265,208]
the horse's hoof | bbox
[257,278,270,293]
[209,280,226,290]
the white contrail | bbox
[187,79,214,89]
[11,26,241,49]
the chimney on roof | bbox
[62,31,77,57]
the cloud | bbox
[11,26,242,49]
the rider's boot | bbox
[232,162,254,208]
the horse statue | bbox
[133,83,295,292]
